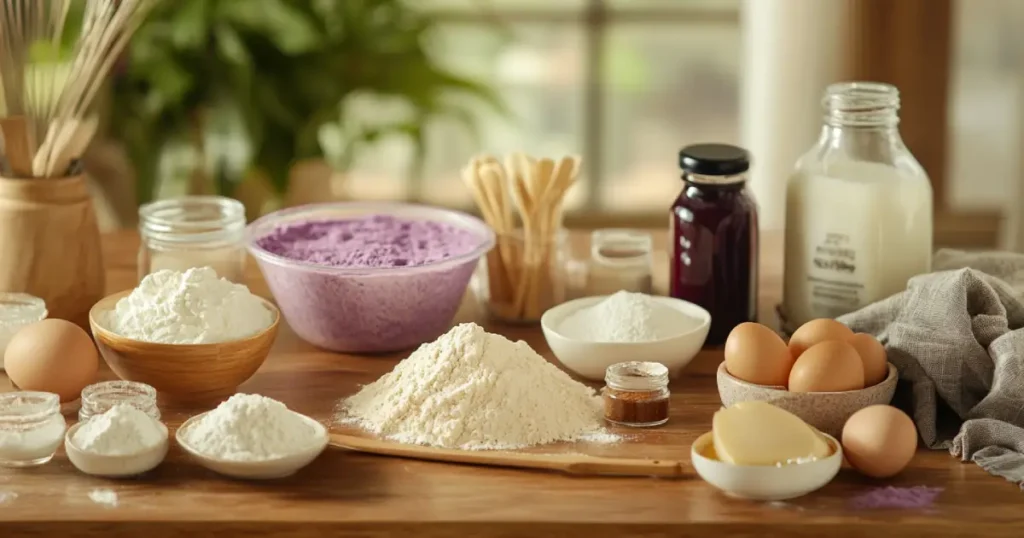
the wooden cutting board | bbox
[329,426,690,478]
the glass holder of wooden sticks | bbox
[462,152,580,324]
[474,228,568,324]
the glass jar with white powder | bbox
[79,381,161,422]
[567,229,653,298]
[0,293,47,371]
[139,196,247,283]
[0,391,66,467]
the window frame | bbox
[424,0,740,212]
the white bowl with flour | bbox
[541,292,710,381]
[175,394,330,480]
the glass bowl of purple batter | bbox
[246,202,494,353]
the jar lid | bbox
[678,144,750,177]
[605,361,669,391]
[0,293,47,327]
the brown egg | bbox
[847,333,888,387]
[788,318,854,358]
[842,405,918,478]
[788,340,864,392]
[5,319,98,402]
[724,322,794,386]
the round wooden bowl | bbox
[88,290,280,405]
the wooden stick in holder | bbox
[0,116,35,178]
[463,158,516,318]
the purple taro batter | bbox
[256,215,482,268]
[253,214,486,353]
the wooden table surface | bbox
[1,230,1021,537]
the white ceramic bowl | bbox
[175,411,329,480]
[540,295,711,380]
[64,421,169,477]
[691,431,843,501]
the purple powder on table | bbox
[254,215,481,268]
[849,486,944,510]
[253,214,488,353]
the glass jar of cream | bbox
[0,391,66,467]
[0,293,47,371]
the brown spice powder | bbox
[603,388,670,426]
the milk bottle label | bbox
[794,175,882,319]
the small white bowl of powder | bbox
[541,291,711,381]
[176,393,329,480]
[65,403,169,477]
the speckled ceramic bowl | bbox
[716,362,898,437]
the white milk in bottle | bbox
[782,82,933,331]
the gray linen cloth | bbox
[837,249,1024,488]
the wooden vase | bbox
[0,175,105,329]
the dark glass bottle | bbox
[669,144,759,346]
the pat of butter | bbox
[712,401,831,466]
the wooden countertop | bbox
[1,230,1021,537]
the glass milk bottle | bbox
[782,82,933,331]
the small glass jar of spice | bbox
[602,361,670,427]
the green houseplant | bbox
[110,0,500,206]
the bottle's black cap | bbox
[678,144,750,176]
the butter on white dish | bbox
[712,401,831,466]
[692,401,842,501]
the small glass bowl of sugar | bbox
[0,391,66,467]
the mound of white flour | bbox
[105,267,273,344]
[339,323,605,450]
[73,404,164,456]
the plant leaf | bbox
[217,0,321,54]
[170,0,209,49]
[214,24,251,66]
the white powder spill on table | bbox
[180,393,322,461]
[72,403,164,456]
[339,323,612,450]
[88,488,118,507]
[0,491,16,505]
[558,290,693,343]
[577,431,627,444]
[104,266,273,344]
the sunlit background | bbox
[86,0,1024,249]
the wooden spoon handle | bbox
[330,433,687,478]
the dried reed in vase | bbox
[0,0,154,326]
